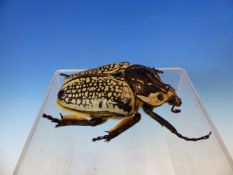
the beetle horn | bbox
[171,105,181,113]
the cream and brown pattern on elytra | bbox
[57,75,137,117]
[63,62,131,85]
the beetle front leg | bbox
[143,104,212,141]
[42,113,107,127]
[93,113,141,142]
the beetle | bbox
[42,62,211,142]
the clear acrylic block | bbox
[13,68,233,175]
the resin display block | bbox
[14,68,233,175]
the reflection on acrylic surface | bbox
[13,68,233,175]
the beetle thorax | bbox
[125,65,169,107]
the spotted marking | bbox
[62,62,131,85]
[57,75,136,116]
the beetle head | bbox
[125,64,182,112]
[166,87,182,113]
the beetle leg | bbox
[42,113,107,127]
[60,73,70,77]
[143,104,212,141]
[92,113,141,142]
[89,116,108,126]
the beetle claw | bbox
[104,139,110,143]
[171,105,181,113]
[42,114,61,124]
[59,113,64,119]
[92,133,113,142]
[92,135,108,142]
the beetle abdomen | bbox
[57,75,136,117]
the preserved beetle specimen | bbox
[43,62,211,142]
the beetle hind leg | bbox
[93,113,141,142]
[42,113,107,127]
[60,73,70,77]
